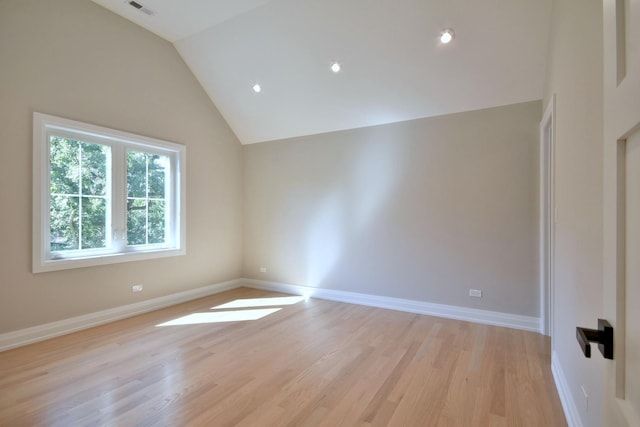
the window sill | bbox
[33,248,186,273]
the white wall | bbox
[243,101,541,317]
[0,0,243,333]
[543,0,605,425]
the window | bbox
[33,113,186,272]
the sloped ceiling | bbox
[91,0,553,144]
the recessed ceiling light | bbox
[440,28,455,44]
[331,62,341,73]
[252,83,261,93]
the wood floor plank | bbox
[0,287,567,426]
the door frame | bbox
[540,95,556,338]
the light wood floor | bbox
[0,287,566,426]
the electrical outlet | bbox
[259,266,267,273]
[132,284,143,292]
[469,289,482,298]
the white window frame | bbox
[33,112,186,273]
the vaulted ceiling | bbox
[91,0,553,144]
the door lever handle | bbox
[576,319,613,360]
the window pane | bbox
[50,195,79,251]
[127,199,147,245]
[127,151,146,198]
[81,143,109,196]
[127,150,169,246]
[50,137,79,195]
[148,200,166,244]
[81,197,107,249]
[49,137,110,253]
[148,154,167,198]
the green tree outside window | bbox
[49,137,109,252]
[127,150,168,246]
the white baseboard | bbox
[1,277,542,352]
[241,278,541,332]
[0,279,242,352]
[552,351,584,427]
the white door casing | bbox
[540,96,556,338]
[603,0,640,426]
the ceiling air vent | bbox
[127,0,154,16]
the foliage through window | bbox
[49,137,110,252]
[126,150,169,246]
[33,113,186,273]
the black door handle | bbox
[576,319,613,359]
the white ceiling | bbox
[91,0,553,144]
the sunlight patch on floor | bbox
[156,308,281,326]
[212,296,306,309]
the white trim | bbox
[242,279,541,332]
[0,279,241,352]
[552,351,584,427]
[540,95,556,337]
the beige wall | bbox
[243,101,541,317]
[543,0,605,425]
[0,0,243,333]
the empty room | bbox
[1,0,638,426]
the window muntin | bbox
[33,113,186,273]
